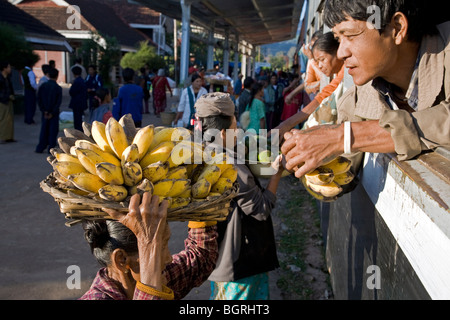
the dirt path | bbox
[270,175,333,300]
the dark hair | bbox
[312,32,340,56]
[122,67,135,82]
[48,68,59,80]
[323,0,440,43]
[248,82,263,109]
[83,220,138,267]
[191,73,201,83]
[243,76,254,89]
[88,64,97,70]
[199,115,234,143]
[41,64,50,75]
[311,30,324,41]
[0,61,9,71]
[72,66,82,76]
[92,87,110,109]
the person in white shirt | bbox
[173,74,208,129]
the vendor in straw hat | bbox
[195,92,285,300]
[80,193,218,300]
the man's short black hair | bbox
[243,77,254,89]
[42,64,51,75]
[48,68,59,80]
[122,67,134,82]
[72,66,82,76]
[323,0,440,43]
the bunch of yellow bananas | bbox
[301,156,354,202]
[48,115,238,210]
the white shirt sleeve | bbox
[178,88,188,113]
[28,71,38,90]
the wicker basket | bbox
[40,173,239,227]
[160,112,176,126]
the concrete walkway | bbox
[0,89,282,300]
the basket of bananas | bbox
[300,156,354,202]
[40,114,239,226]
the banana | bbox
[185,164,198,178]
[82,121,92,138]
[198,165,222,185]
[70,146,78,157]
[210,177,233,194]
[166,166,188,179]
[95,162,124,185]
[191,178,211,199]
[170,127,192,142]
[106,117,130,158]
[121,144,140,166]
[57,136,77,154]
[166,179,190,197]
[301,176,337,202]
[190,164,204,183]
[333,170,354,186]
[53,161,87,178]
[140,141,176,168]
[169,197,191,209]
[75,140,120,167]
[91,121,115,154]
[178,188,191,198]
[305,167,335,186]
[167,141,194,168]
[153,179,175,197]
[64,128,93,142]
[122,162,143,187]
[54,152,81,165]
[98,184,128,202]
[149,127,176,150]
[69,172,107,194]
[142,161,170,183]
[154,126,167,133]
[119,113,137,144]
[220,165,238,183]
[149,127,191,150]
[305,179,343,198]
[207,192,222,198]
[128,178,154,196]
[207,152,233,172]
[132,125,154,159]
[321,156,352,175]
[75,148,110,175]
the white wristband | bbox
[344,121,352,154]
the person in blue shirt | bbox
[35,68,62,153]
[85,65,103,111]
[69,66,88,131]
[116,68,143,127]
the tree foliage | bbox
[79,32,121,87]
[0,22,39,69]
[120,41,165,71]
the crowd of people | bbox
[78,0,448,301]
[0,0,448,301]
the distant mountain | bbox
[260,38,297,57]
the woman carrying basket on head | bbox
[80,192,218,300]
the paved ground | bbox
[0,88,282,300]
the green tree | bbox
[79,32,121,88]
[120,41,165,71]
[0,22,39,69]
